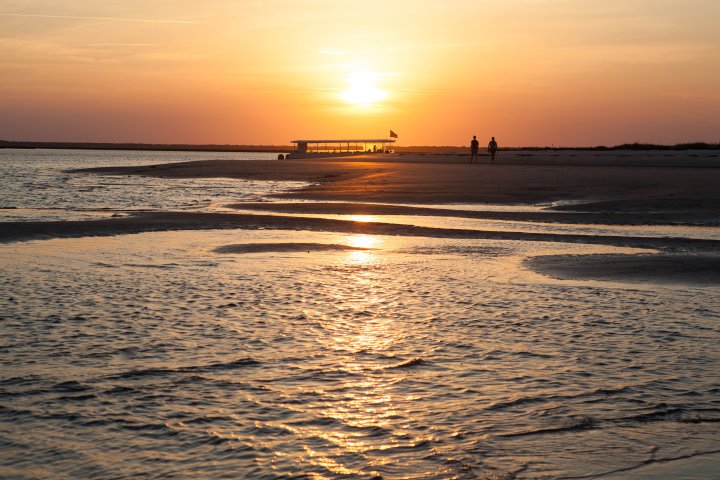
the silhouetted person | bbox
[487,136,498,163]
[470,135,479,163]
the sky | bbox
[1,0,719,146]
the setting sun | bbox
[339,71,387,107]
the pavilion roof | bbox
[291,138,396,143]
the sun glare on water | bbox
[340,71,387,107]
[347,234,381,250]
[350,215,376,223]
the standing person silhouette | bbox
[487,136,498,163]
[470,135,480,164]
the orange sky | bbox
[1,1,719,146]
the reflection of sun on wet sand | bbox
[214,243,374,254]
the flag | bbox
[389,130,398,138]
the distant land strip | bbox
[1,140,719,154]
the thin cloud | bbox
[0,13,197,24]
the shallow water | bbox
[228,208,720,241]
[1,230,719,479]
[0,149,302,221]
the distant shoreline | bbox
[1,140,719,154]
[0,141,294,153]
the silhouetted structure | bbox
[290,138,396,157]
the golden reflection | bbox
[277,234,422,474]
[349,214,376,223]
[346,233,381,249]
[345,234,382,264]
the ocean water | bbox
[1,149,720,479]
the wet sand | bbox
[601,450,720,479]
[3,211,720,254]
[226,201,711,226]
[74,152,720,217]
[525,254,720,285]
[43,151,720,284]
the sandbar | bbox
[73,152,720,220]
[525,254,720,284]
[2,211,719,253]
[226,202,708,226]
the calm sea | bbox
[1,149,720,479]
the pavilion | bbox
[290,138,396,155]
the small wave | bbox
[501,415,597,437]
[120,421,179,438]
[0,375,45,386]
[385,357,426,369]
[102,386,139,395]
[183,415,236,425]
[110,367,172,380]
[512,350,554,359]
[617,405,720,425]
[592,386,631,396]
[122,263,179,269]
[54,393,96,401]
[252,423,295,437]
[203,358,262,371]
[485,395,547,412]
[288,416,344,429]
[616,406,686,423]
[368,439,433,454]
[110,357,260,380]
[681,416,720,424]
[0,404,35,419]
[482,349,553,360]
[53,380,92,393]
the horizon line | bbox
[2,140,719,151]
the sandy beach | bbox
[75,152,720,216]
[52,151,717,285]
